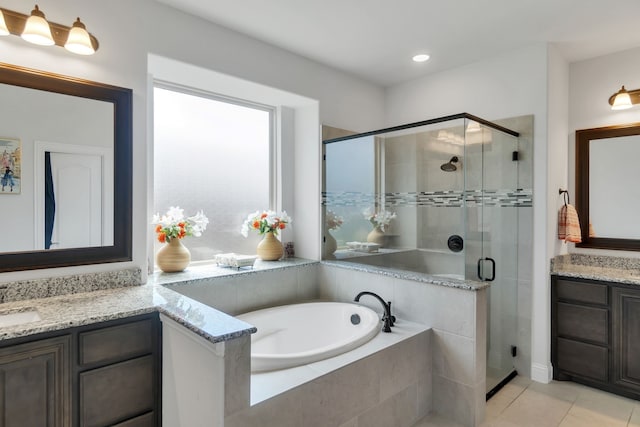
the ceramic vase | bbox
[257,231,284,261]
[367,226,385,247]
[156,238,191,272]
[324,231,337,258]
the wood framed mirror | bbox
[575,122,640,251]
[0,62,132,272]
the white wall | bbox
[535,45,569,382]
[568,46,640,259]
[0,0,385,282]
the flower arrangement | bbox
[152,206,209,243]
[363,207,396,231]
[241,210,291,237]
[326,210,344,231]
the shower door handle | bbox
[477,257,496,282]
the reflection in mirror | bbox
[0,83,114,252]
[576,123,640,251]
[589,136,640,239]
[0,62,132,272]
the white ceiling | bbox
[158,0,640,87]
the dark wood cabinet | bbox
[613,287,640,394]
[552,276,640,400]
[0,335,71,427]
[0,313,161,427]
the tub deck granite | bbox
[0,255,486,345]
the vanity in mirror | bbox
[0,62,132,272]
[575,122,640,250]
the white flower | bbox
[188,210,209,237]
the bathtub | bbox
[236,302,381,372]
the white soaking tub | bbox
[236,302,381,372]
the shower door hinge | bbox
[323,154,326,161]
[512,151,519,161]
[511,345,517,357]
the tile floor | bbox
[414,376,640,427]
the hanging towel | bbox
[558,204,582,243]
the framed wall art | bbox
[0,137,21,194]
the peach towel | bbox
[558,204,582,243]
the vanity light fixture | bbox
[0,10,9,36]
[609,85,640,110]
[0,5,98,54]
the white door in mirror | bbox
[50,153,102,248]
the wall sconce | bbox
[0,5,98,55]
[608,86,640,110]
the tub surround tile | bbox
[551,254,640,285]
[355,383,419,427]
[151,258,318,287]
[224,335,251,417]
[241,326,431,427]
[432,374,477,426]
[432,331,477,386]
[250,321,430,405]
[378,333,430,402]
[165,262,320,316]
[0,268,142,303]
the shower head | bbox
[440,156,459,172]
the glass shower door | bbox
[464,119,519,395]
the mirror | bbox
[575,122,640,251]
[0,62,132,272]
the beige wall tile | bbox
[357,384,419,427]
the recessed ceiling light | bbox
[412,54,430,63]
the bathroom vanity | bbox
[551,255,640,400]
[0,313,160,426]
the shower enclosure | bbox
[322,113,530,396]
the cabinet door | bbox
[613,287,640,393]
[0,335,71,427]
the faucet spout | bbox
[354,291,395,332]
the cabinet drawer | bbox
[556,278,608,305]
[79,355,153,427]
[79,319,153,366]
[112,411,154,427]
[557,302,608,344]
[557,338,608,382]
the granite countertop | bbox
[551,253,640,285]
[321,259,489,291]
[0,283,256,343]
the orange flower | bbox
[260,213,268,219]
[155,224,163,233]
[157,233,166,243]
[253,220,261,229]
[178,229,186,238]
[279,222,286,229]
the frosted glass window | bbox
[153,86,272,262]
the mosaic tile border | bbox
[322,188,532,208]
